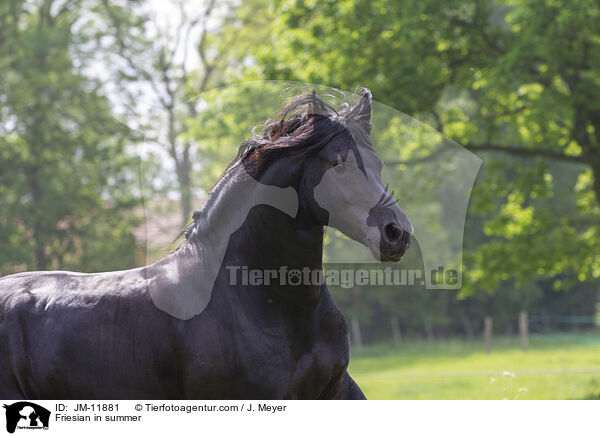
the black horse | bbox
[0,88,412,399]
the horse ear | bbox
[351,88,372,134]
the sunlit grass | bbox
[349,333,600,399]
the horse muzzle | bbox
[379,222,412,262]
[365,203,413,262]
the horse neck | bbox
[226,203,325,270]
[217,202,325,312]
[145,163,325,320]
[199,164,324,306]
[191,163,324,271]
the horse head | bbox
[241,88,413,262]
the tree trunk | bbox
[484,316,493,354]
[519,311,529,351]
[178,165,192,226]
[351,318,363,349]
[167,107,193,227]
[461,314,474,341]
[423,316,434,342]
[29,165,48,270]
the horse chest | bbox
[286,313,350,398]
[181,303,349,399]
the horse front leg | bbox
[320,370,366,400]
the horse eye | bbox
[333,161,345,173]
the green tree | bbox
[0,0,140,273]
[251,0,600,293]
[100,0,274,226]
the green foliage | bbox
[256,0,480,113]
[252,0,600,296]
[1,0,599,340]
[0,0,141,273]
[184,82,284,188]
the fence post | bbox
[519,311,529,351]
[351,318,363,349]
[484,316,493,354]
[391,316,402,346]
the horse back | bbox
[0,269,182,399]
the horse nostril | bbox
[384,223,402,244]
[383,223,411,255]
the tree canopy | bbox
[1,0,598,339]
[251,0,600,294]
[0,0,141,272]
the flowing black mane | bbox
[184,88,373,241]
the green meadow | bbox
[349,333,600,400]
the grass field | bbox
[348,333,600,399]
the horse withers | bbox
[0,88,412,399]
